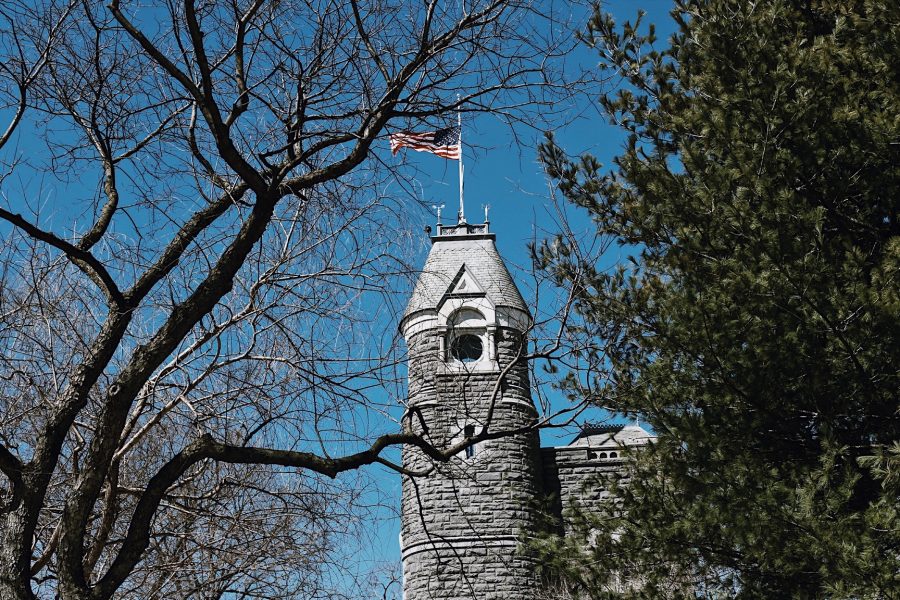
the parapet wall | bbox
[540,446,630,536]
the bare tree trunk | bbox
[1,508,35,600]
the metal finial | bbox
[432,204,445,226]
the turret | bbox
[399,219,542,600]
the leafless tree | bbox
[0,0,582,597]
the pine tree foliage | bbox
[534,1,900,597]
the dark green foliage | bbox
[535,0,900,597]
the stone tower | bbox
[399,219,542,600]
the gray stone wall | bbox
[540,447,628,536]
[401,325,542,600]
[402,543,538,600]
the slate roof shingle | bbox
[403,236,529,320]
[568,424,654,448]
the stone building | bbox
[398,218,653,600]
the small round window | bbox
[450,334,483,363]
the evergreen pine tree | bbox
[534,1,900,597]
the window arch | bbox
[448,308,485,328]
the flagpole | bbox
[457,103,465,223]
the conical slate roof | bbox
[402,224,529,322]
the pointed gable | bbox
[443,265,485,300]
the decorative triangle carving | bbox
[445,264,485,297]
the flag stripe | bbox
[390,127,461,160]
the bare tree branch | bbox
[0,208,125,307]
[0,443,22,486]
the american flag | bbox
[389,126,461,160]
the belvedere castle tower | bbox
[399,216,652,600]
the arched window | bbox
[446,308,488,367]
